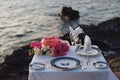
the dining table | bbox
[28,46,118,80]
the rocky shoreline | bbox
[0,17,120,80]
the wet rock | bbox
[59,6,80,20]
[80,17,120,48]
[0,45,33,77]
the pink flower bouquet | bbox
[29,36,70,57]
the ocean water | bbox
[0,0,120,63]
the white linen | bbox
[69,26,84,42]
[84,35,92,52]
[28,46,118,80]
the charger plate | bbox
[51,57,81,70]
[78,47,101,56]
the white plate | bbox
[78,47,101,56]
[94,61,108,69]
[51,57,81,70]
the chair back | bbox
[109,57,120,72]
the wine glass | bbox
[69,32,75,46]
[69,32,82,52]
[75,39,82,54]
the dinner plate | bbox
[78,46,101,56]
[50,57,81,70]
[93,61,108,69]
[29,62,45,70]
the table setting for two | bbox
[29,46,108,71]
[28,26,118,80]
[29,26,107,71]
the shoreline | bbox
[0,17,120,80]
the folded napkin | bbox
[84,35,92,52]
[69,26,84,42]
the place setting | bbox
[50,57,81,70]
[69,26,101,57]
[69,32,107,70]
[29,56,81,71]
[77,35,101,56]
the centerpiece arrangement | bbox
[29,36,70,57]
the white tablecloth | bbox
[28,46,118,80]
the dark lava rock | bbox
[59,6,80,20]
[80,17,120,48]
[0,45,33,78]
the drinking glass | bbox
[69,32,75,46]
[86,51,92,66]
